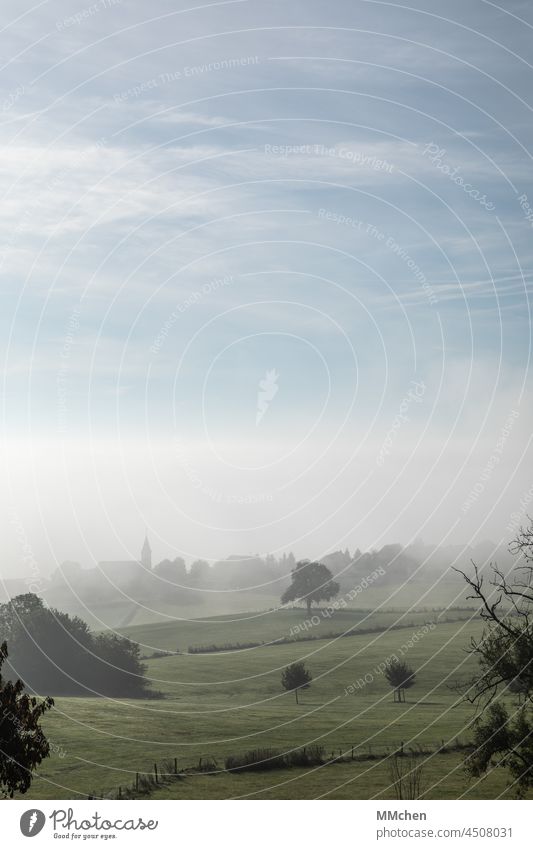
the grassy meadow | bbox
[120,605,473,655]
[20,605,523,801]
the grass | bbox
[21,613,515,800]
[49,590,285,631]
[119,605,473,656]
[147,752,516,800]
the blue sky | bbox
[1,0,532,571]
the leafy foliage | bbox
[281,661,312,703]
[225,744,324,772]
[0,642,53,798]
[281,560,340,613]
[384,658,416,702]
[0,594,153,698]
[465,702,533,796]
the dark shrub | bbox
[0,594,154,698]
[225,745,323,772]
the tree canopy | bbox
[281,560,340,614]
[0,642,53,798]
[281,662,312,704]
[0,594,153,698]
[384,658,416,702]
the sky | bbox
[1,0,532,575]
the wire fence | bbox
[90,737,472,800]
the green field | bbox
[147,753,513,800]
[120,605,474,656]
[21,606,525,801]
[43,589,286,631]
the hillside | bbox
[25,616,507,800]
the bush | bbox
[0,594,155,698]
[225,748,287,772]
[224,745,324,772]
[188,641,264,654]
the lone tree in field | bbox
[455,519,533,796]
[385,658,416,703]
[281,662,312,704]
[281,560,340,614]
[0,642,54,798]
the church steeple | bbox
[141,534,152,570]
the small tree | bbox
[281,560,340,614]
[385,658,416,702]
[281,662,312,704]
[388,748,426,799]
[0,642,54,798]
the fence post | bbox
[135,773,139,792]
[174,757,178,775]
[154,763,158,784]
[351,745,354,760]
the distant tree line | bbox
[31,541,508,614]
[46,545,419,606]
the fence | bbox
[93,737,472,800]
